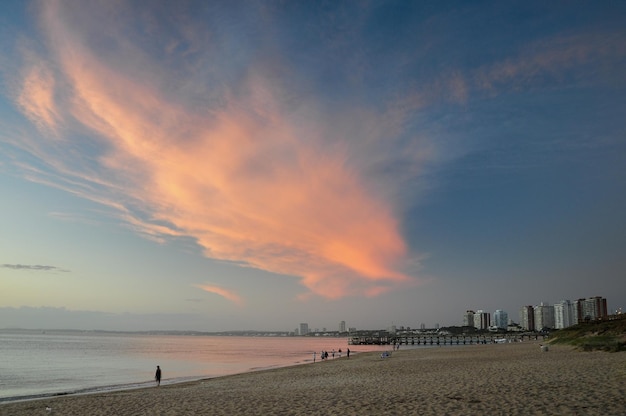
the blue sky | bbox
[1,0,625,331]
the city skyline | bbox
[1,1,625,332]
[300,294,612,334]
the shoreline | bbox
[0,359,315,405]
[0,332,365,405]
[2,342,625,415]
[0,348,372,405]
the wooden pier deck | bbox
[348,333,547,345]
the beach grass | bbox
[548,316,626,352]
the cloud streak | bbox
[1,264,70,273]
[196,284,244,307]
[473,32,626,93]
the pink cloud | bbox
[16,58,59,135]
[10,1,416,300]
[16,3,620,304]
[196,284,244,306]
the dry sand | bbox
[2,341,625,415]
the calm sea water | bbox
[0,330,401,402]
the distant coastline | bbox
[0,328,329,337]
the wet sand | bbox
[2,341,625,415]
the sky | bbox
[1,0,625,332]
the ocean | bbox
[0,330,401,403]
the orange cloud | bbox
[11,0,414,300]
[196,284,244,306]
[10,2,625,306]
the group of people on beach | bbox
[314,348,350,363]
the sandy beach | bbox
[2,341,625,416]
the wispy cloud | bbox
[16,58,59,135]
[473,32,626,93]
[3,1,417,300]
[1,264,70,273]
[195,284,244,306]
[8,2,621,301]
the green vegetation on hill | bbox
[548,316,626,352]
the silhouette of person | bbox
[347,348,350,358]
[155,365,161,386]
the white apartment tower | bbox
[554,300,576,329]
[299,323,309,335]
[534,303,555,330]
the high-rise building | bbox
[576,296,608,322]
[554,300,576,329]
[299,323,309,335]
[534,303,555,330]
[493,310,508,329]
[463,310,475,327]
[519,306,535,331]
[339,321,346,333]
[473,310,491,330]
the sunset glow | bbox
[1,1,624,331]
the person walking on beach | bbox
[347,348,350,358]
[155,365,161,387]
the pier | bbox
[348,332,547,345]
